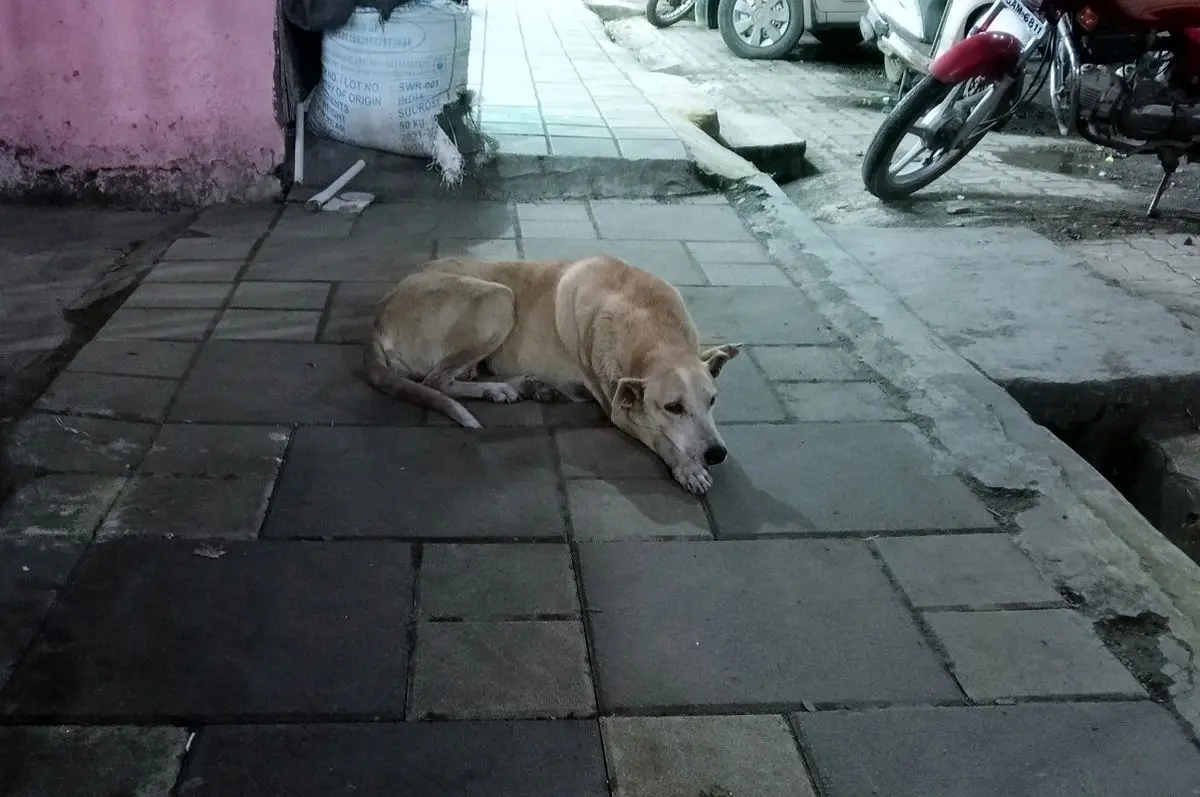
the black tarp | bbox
[282,0,414,31]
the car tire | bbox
[717,0,806,60]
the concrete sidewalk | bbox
[3,190,1200,795]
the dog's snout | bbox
[704,444,727,466]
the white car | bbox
[695,0,870,60]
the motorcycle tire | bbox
[717,0,805,60]
[862,73,1020,201]
[646,0,696,28]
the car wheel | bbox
[717,0,805,60]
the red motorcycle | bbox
[861,0,1200,216]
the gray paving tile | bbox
[0,539,414,718]
[494,135,550,155]
[161,236,256,261]
[189,203,278,240]
[93,307,218,341]
[591,202,753,242]
[542,113,606,126]
[230,281,331,310]
[752,345,869,381]
[579,539,959,709]
[610,126,679,140]
[547,124,612,138]
[264,427,563,539]
[685,241,769,264]
[603,715,816,797]
[271,205,355,239]
[712,353,788,422]
[409,621,595,719]
[521,239,706,285]
[180,721,609,797]
[679,286,835,345]
[0,475,125,539]
[877,534,1063,607]
[144,261,243,282]
[708,424,996,534]
[0,726,187,797]
[516,202,591,223]
[550,137,619,157]
[481,106,544,123]
[5,414,157,474]
[123,281,233,309]
[247,235,435,282]
[926,609,1144,700]
[140,424,290,476]
[98,474,273,539]
[421,544,578,619]
[796,702,1200,797]
[543,401,610,428]
[618,139,689,160]
[0,538,85,685]
[567,479,711,541]
[354,201,515,240]
[169,342,419,424]
[424,398,546,427]
[519,221,598,240]
[212,309,321,341]
[66,339,197,379]
[776,381,907,421]
[557,427,668,480]
[434,238,521,260]
[484,121,548,136]
[701,263,791,287]
[319,281,390,344]
[34,372,177,421]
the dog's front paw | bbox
[483,383,521,403]
[672,463,713,495]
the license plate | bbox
[994,0,1047,42]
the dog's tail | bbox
[363,339,482,429]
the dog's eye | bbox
[664,401,684,415]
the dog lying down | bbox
[365,255,741,494]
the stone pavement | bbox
[3,194,1200,795]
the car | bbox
[696,0,868,60]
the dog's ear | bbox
[700,343,742,378]
[613,377,646,410]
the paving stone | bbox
[34,372,177,421]
[685,241,770,264]
[708,424,996,534]
[557,427,668,480]
[169,342,420,424]
[264,427,563,539]
[144,261,243,282]
[189,203,278,240]
[211,309,321,341]
[547,124,612,138]
[0,475,125,538]
[567,479,711,541]
[421,543,578,619]
[926,609,1144,700]
[521,239,706,285]
[751,345,869,381]
[877,534,1063,607]
[230,281,331,310]
[679,286,835,345]
[603,715,816,797]
[617,139,689,160]
[435,237,521,260]
[409,621,594,719]
[712,352,788,422]
[319,281,390,344]
[0,538,86,685]
[98,474,273,540]
[354,201,515,239]
[494,134,550,155]
[517,202,591,223]
[178,721,609,797]
[425,398,547,427]
[93,307,218,341]
[796,702,1200,797]
[0,725,187,797]
[0,539,413,718]
[66,339,197,379]
[140,424,289,476]
[271,205,355,239]
[591,201,753,241]
[551,137,619,157]
[247,235,436,281]
[543,400,610,428]
[700,263,791,287]
[520,221,599,240]
[5,414,157,474]
[123,281,232,309]
[161,236,256,261]
[580,539,958,709]
[776,381,906,422]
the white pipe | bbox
[294,97,310,186]
[305,159,366,212]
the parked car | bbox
[695,0,868,59]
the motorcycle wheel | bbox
[862,73,1020,201]
[717,0,805,60]
[646,0,697,28]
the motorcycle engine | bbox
[1078,50,1200,142]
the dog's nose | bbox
[704,444,727,466]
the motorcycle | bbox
[860,0,1200,217]
[860,0,1008,85]
[646,0,698,27]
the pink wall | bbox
[0,0,284,205]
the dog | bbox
[364,255,741,494]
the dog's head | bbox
[610,343,741,472]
